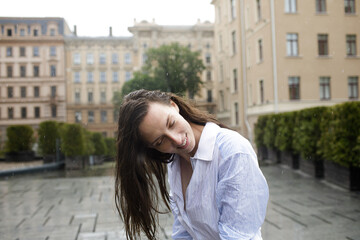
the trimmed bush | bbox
[83,130,95,157]
[263,114,280,150]
[292,106,328,161]
[5,125,35,152]
[91,132,107,156]
[274,112,297,152]
[59,123,85,157]
[104,137,116,157]
[254,115,269,149]
[319,102,360,167]
[38,121,59,155]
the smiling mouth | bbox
[178,136,188,149]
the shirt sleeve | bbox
[216,152,269,240]
[169,193,193,240]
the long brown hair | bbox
[115,89,225,240]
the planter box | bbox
[65,156,89,170]
[257,146,268,161]
[267,148,281,164]
[281,151,299,169]
[324,160,360,191]
[43,155,56,164]
[299,155,324,178]
[5,151,35,162]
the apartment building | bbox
[0,17,72,145]
[65,20,215,137]
[129,19,216,113]
[212,0,360,142]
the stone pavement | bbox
[0,163,359,240]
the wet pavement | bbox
[0,162,359,240]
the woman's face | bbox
[139,101,198,158]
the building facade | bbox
[0,17,72,145]
[211,0,360,142]
[65,20,215,137]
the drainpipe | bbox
[270,0,279,113]
[240,0,252,143]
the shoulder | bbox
[215,127,256,159]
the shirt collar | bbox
[191,122,220,161]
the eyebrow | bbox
[151,114,170,146]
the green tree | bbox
[38,121,59,155]
[91,132,107,156]
[5,125,35,152]
[113,43,205,109]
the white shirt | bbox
[167,122,269,240]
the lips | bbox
[178,136,189,149]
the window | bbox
[100,90,106,103]
[20,47,26,57]
[207,90,212,102]
[125,71,132,82]
[21,86,26,98]
[75,90,81,103]
[87,53,94,65]
[75,111,82,123]
[125,53,131,64]
[319,77,331,100]
[33,66,39,77]
[285,0,297,13]
[51,86,56,98]
[21,107,27,119]
[20,66,26,77]
[316,0,327,13]
[101,110,107,123]
[88,111,94,123]
[7,29,12,36]
[6,47,12,57]
[232,31,236,54]
[219,90,225,111]
[234,103,239,125]
[8,107,14,119]
[20,29,25,36]
[348,76,359,99]
[346,35,357,56]
[206,71,212,81]
[100,53,106,64]
[258,39,263,62]
[112,72,119,82]
[33,46,39,57]
[50,65,56,77]
[230,0,236,19]
[87,72,94,83]
[220,64,224,82]
[74,72,80,83]
[345,0,356,13]
[73,53,81,65]
[50,29,56,36]
[318,34,329,56]
[7,66,13,78]
[233,69,238,92]
[88,90,93,103]
[50,46,56,56]
[288,76,300,100]
[100,72,106,83]
[34,107,40,118]
[259,80,264,104]
[33,29,38,36]
[34,86,40,97]
[7,87,13,98]
[112,53,118,64]
[205,53,211,63]
[51,105,57,117]
[256,0,262,21]
[142,54,148,64]
[286,33,299,56]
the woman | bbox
[115,89,269,240]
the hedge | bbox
[38,121,59,155]
[5,125,35,152]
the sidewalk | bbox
[0,163,359,240]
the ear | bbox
[170,100,180,113]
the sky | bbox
[1,0,215,37]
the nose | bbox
[167,131,182,146]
